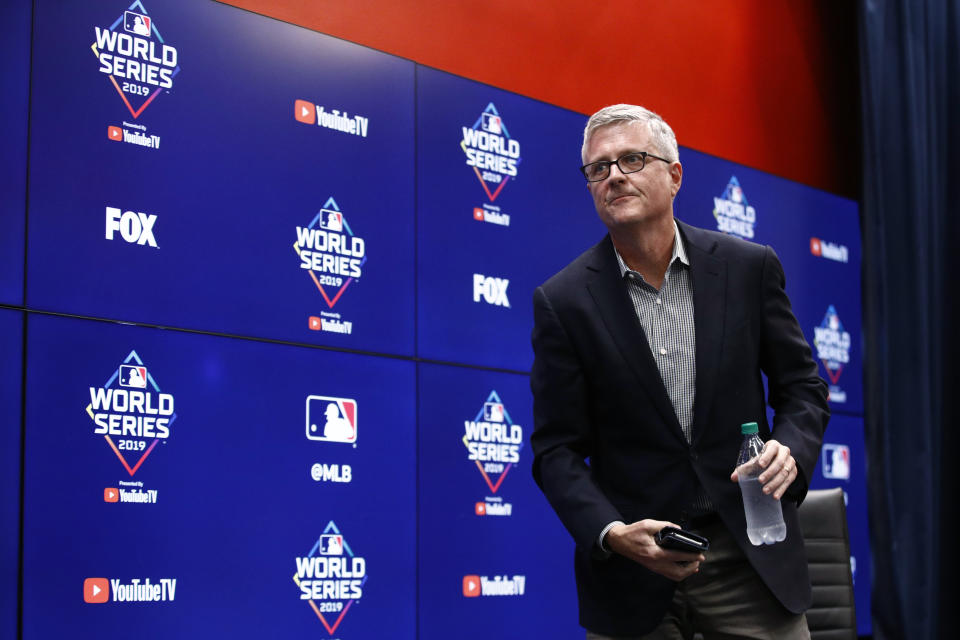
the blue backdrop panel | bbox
[416,66,605,371]
[0,0,29,305]
[26,0,415,355]
[22,313,415,639]
[675,148,863,414]
[809,413,871,635]
[418,363,580,639]
[782,207,862,417]
[0,309,23,640]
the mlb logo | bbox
[318,209,343,232]
[828,312,840,331]
[822,443,851,480]
[810,237,822,256]
[730,184,744,203]
[306,395,357,444]
[119,365,147,388]
[123,11,151,36]
[483,402,504,423]
[319,534,344,556]
[481,113,502,134]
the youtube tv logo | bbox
[108,126,122,142]
[308,316,322,331]
[295,99,316,125]
[473,208,484,221]
[84,577,110,603]
[104,487,119,503]
[462,575,481,597]
[475,502,486,515]
[810,236,849,263]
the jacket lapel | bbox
[585,236,686,443]
[677,221,727,445]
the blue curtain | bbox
[858,1,959,638]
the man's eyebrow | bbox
[587,150,644,163]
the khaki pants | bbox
[587,519,810,640]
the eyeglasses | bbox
[580,151,671,182]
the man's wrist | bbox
[598,520,626,552]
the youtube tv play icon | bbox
[84,577,109,603]
[104,487,119,503]
[295,99,316,125]
[462,574,480,597]
[810,237,822,256]
[107,125,122,141]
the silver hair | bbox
[581,104,679,164]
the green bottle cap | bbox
[741,422,759,434]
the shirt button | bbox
[656,298,662,305]
[659,347,667,355]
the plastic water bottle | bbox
[736,422,786,545]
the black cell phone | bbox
[654,527,710,553]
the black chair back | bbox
[798,487,858,639]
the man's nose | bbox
[605,162,627,182]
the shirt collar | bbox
[614,219,689,279]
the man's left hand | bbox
[728,439,796,500]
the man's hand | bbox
[729,438,797,500]
[605,520,704,582]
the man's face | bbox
[583,122,682,232]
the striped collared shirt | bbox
[613,219,696,443]
[598,221,712,550]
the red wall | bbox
[223,0,859,198]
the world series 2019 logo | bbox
[713,176,756,239]
[462,104,521,227]
[293,521,368,635]
[86,350,177,477]
[294,197,367,336]
[463,391,522,516]
[92,1,180,119]
[813,304,851,404]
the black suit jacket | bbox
[530,220,829,636]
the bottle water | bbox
[736,422,786,545]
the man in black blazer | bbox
[531,104,829,638]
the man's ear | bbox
[670,161,683,198]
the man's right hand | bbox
[604,519,704,582]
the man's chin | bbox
[602,202,642,220]
[599,207,672,232]
[600,213,642,230]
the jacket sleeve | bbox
[530,285,623,549]
[758,246,830,504]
